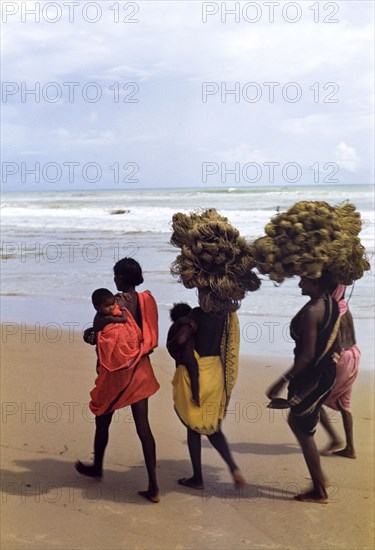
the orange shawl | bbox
[89,291,159,416]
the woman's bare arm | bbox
[94,310,127,333]
[339,310,356,349]
[287,305,320,377]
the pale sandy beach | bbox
[1,327,374,550]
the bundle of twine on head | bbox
[253,201,370,284]
[170,208,261,313]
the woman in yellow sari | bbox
[171,298,246,490]
[169,208,261,489]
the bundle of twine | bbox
[170,208,261,313]
[253,201,370,284]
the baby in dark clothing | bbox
[166,303,200,406]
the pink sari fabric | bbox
[331,284,348,316]
[324,344,360,411]
[325,284,360,412]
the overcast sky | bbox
[1,0,374,191]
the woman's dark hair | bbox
[318,271,338,293]
[113,257,144,287]
[92,288,114,308]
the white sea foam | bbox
[1,185,374,361]
[1,185,374,244]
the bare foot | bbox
[333,448,356,459]
[138,490,160,503]
[232,469,247,490]
[75,461,102,480]
[294,491,328,504]
[177,477,204,490]
[320,440,344,455]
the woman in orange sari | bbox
[76,258,160,503]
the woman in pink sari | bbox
[320,284,360,459]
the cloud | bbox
[1,0,373,190]
[55,128,115,147]
[97,65,154,81]
[217,143,268,164]
[282,112,372,140]
[334,141,360,172]
[87,112,98,123]
[281,115,335,136]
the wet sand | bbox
[1,327,374,549]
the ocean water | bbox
[1,185,374,364]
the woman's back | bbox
[120,291,142,327]
[338,309,356,350]
[190,307,225,356]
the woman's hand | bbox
[115,295,127,309]
[266,378,287,400]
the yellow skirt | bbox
[172,354,226,435]
[172,312,240,435]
